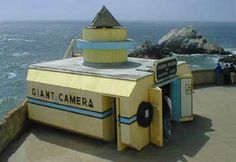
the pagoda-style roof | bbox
[90,6,122,28]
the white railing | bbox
[63,39,77,59]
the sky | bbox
[0,0,235,22]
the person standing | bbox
[230,63,236,84]
[223,64,230,84]
[214,62,223,85]
[163,96,172,141]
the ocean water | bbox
[0,21,236,119]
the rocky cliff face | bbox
[129,26,230,59]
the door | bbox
[171,79,181,122]
[149,87,163,147]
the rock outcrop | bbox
[158,26,230,55]
[219,55,236,65]
[129,40,171,59]
[129,26,230,60]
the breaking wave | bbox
[7,38,35,42]
[12,52,29,57]
[225,48,236,55]
[173,53,208,57]
[7,72,17,79]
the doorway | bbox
[161,83,171,99]
[111,97,117,140]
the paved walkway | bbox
[1,86,236,162]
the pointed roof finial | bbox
[90,6,122,28]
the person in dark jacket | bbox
[229,63,236,84]
[223,64,230,84]
[163,96,171,140]
[214,62,223,85]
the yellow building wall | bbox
[27,81,115,141]
[82,28,128,63]
[28,82,105,112]
[28,103,113,140]
[82,28,127,41]
[119,75,155,150]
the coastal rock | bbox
[158,26,230,55]
[129,26,231,60]
[129,40,171,59]
[219,55,236,65]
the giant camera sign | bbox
[154,57,177,81]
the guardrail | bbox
[63,39,77,59]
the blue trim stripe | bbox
[77,39,134,50]
[118,115,137,125]
[27,97,112,119]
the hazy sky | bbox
[0,0,235,22]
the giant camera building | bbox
[27,6,193,151]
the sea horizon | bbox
[1,19,236,23]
